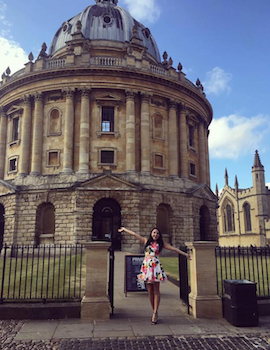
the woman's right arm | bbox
[118,227,147,244]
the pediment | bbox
[6,105,23,116]
[96,93,122,103]
[0,180,17,196]
[75,174,138,190]
[187,184,217,201]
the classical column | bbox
[63,88,75,174]
[199,120,207,184]
[31,93,43,176]
[78,88,90,174]
[140,93,150,174]
[19,95,32,176]
[179,107,188,178]
[125,91,136,172]
[205,128,210,186]
[0,108,7,179]
[168,101,178,177]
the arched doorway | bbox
[92,198,121,250]
[199,205,210,241]
[0,204,5,251]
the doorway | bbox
[92,198,121,250]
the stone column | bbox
[205,128,210,186]
[63,89,75,174]
[168,101,178,177]
[81,242,111,320]
[125,91,136,173]
[179,107,188,178]
[78,88,90,174]
[19,95,32,176]
[186,241,222,319]
[31,93,43,176]
[140,93,150,174]
[199,121,207,184]
[0,108,7,179]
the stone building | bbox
[0,0,217,252]
[217,151,270,247]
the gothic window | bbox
[223,202,235,232]
[48,108,61,136]
[153,114,164,139]
[101,106,114,132]
[243,202,252,232]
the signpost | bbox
[124,255,147,296]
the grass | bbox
[0,251,85,301]
[160,257,179,280]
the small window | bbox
[46,150,60,167]
[8,157,18,173]
[189,125,195,148]
[190,163,196,176]
[102,106,114,132]
[12,117,19,142]
[153,114,163,139]
[101,150,114,164]
[154,154,164,169]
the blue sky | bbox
[1,0,270,192]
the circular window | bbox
[62,22,70,33]
[103,15,112,24]
[143,28,151,39]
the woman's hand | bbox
[118,227,126,233]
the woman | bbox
[118,227,190,325]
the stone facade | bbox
[217,151,270,247]
[0,0,217,251]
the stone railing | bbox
[91,57,125,67]
[150,65,167,76]
[46,59,66,69]
[9,68,25,80]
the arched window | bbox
[156,204,171,243]
[48,108,61,136]
[0,204,5,251]
[35,203,55,245]
[223,201,235,233]
[243,202,252,232]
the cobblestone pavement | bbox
[1,321,270,350]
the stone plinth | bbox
[186,241,222,319]
[81,241,111,320]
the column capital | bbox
[180,103,189,115]
[125,90,135,101]
[168,99,178,110]
[0,106,6,117]
[22,94,32,106]
[63,87,75,99]
[80,87,91,98]
[141,93,151,103]
[34,92,43,102]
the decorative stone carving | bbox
[28,52,34,62]
[38,43,47,59]
[5,67,10,76]
[177,62,183,71]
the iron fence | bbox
[0,244,84,303]
[216,246,270,299]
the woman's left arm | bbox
[163,242,191,259]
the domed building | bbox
[0,0,217,252]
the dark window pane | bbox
[101,150,114,164]
[102,106,114,132]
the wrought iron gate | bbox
[108,245,115,315]
[179,245,190,314]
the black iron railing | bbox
[0,244,84,303]
[216,246,270,298]
[179,245,190,314]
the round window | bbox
[103,15,112,24]
[143,28,151,39]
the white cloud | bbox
[203,67,232,95]
[0,37,28,75]
[209,114,270,159]
[0,1,11,28]
[122,0,161,23]
[266,182,270,189]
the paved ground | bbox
[1,252,270,349]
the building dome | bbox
[49,0,161,62]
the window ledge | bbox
[96,131,120,138]
[8,139,21,148]
[47,132,62,137]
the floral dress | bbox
[137,242,167,284]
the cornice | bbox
[0,66,212,119]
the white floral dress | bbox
[137,242,167,284]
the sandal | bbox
[151,312,158,325]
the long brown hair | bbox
[144,228,164,252]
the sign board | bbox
[124,255,147,296]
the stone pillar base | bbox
[189,294,222,319]
[81,296,110,320]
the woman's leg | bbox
[152,282,160,322]
[146,283,154,310]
